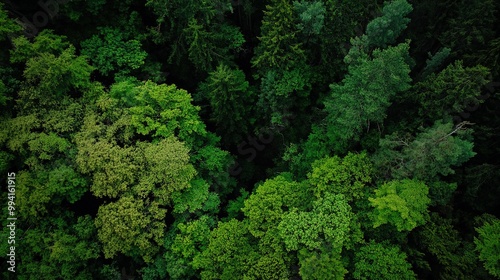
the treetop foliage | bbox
[1,0,499,278]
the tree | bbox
[287,42,412,177]
[242,175,311,238]
[165,215,214,279]
[307,152,373,202]
[0,3,22,40]
[475,217,500,278]
[95,195,166,263]
[2,213,100,280]
[365,0,413,49]
[420,47,451,79]
[416,213,483,279]
[297,248,347,280]
[197,64,255,143]
[10,30,70,63]
[75,103,199,262]
[146,0,243,73]
[183,19,245,72]
[252,0,305,72]
[353,241,416,279]
[278,193,356,252]
[412,61,490,122]
[257,63,311,125]
[374,120,476,182]
[440,0,497,67]
[10,31,94,110]
[325,42,412,152]
[192,219,259,280]
[369,179,430,231]
[314,0,379,83]
[293,0,326,38]
[127,81,208,147]
[80,26,147,77]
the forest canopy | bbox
[1,0,500,279]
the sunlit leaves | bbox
[369,179,430,231]
[128,81,206,146]
[95,195,166,262]
[10,30,70,63]
[475,217,500,277]
[278,193,353,251]
[308,152,372,201]
[242,175,311,238]
[192,219,259,280]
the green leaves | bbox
[184,20,244,72]
[0,3,21,40]
[308,152,372,201]
[128,81,207,146]
[242,175,311,238]
[95,195,166,262]
[353,241,416,279]
[293,0,326,36]
[298,248,347,280]
[197,64,254,143]
[413,61,490,121]
[81,26,147,76]
[252,0,305,72]
[166,215,214,279]
[293,41,413,165]
[374,120,476,182]
[369,179,430,231]
[10,30,70,63]
[475,217,500,277]
[193,219,258,280]
[416,213,480,279]
[278,193,353,252]
[365,0,413,48]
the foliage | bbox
[0,3,21,40]
[413,61,490,121]
[1,0,500,279]
[252,0,305,72]
[278,193,355,252]
[369,179,431,231]
[353,241,416,279]
[307,152,373,201]
[420,47,451,78]
[192,219,258,280]
[243,175,311,238]
[416,213,482,279]
[325,42,412,150]
[374,120,476,182]
[258,63,311,125]
[365,0,413,48]
[298,248,347,280]
[293,0,326,37]
[197,64,254,143]
[165,215,214,279]
[475,217,500,277]
[95,195,166,262]
[81,26,147,76]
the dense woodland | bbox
[1,0,500,279]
